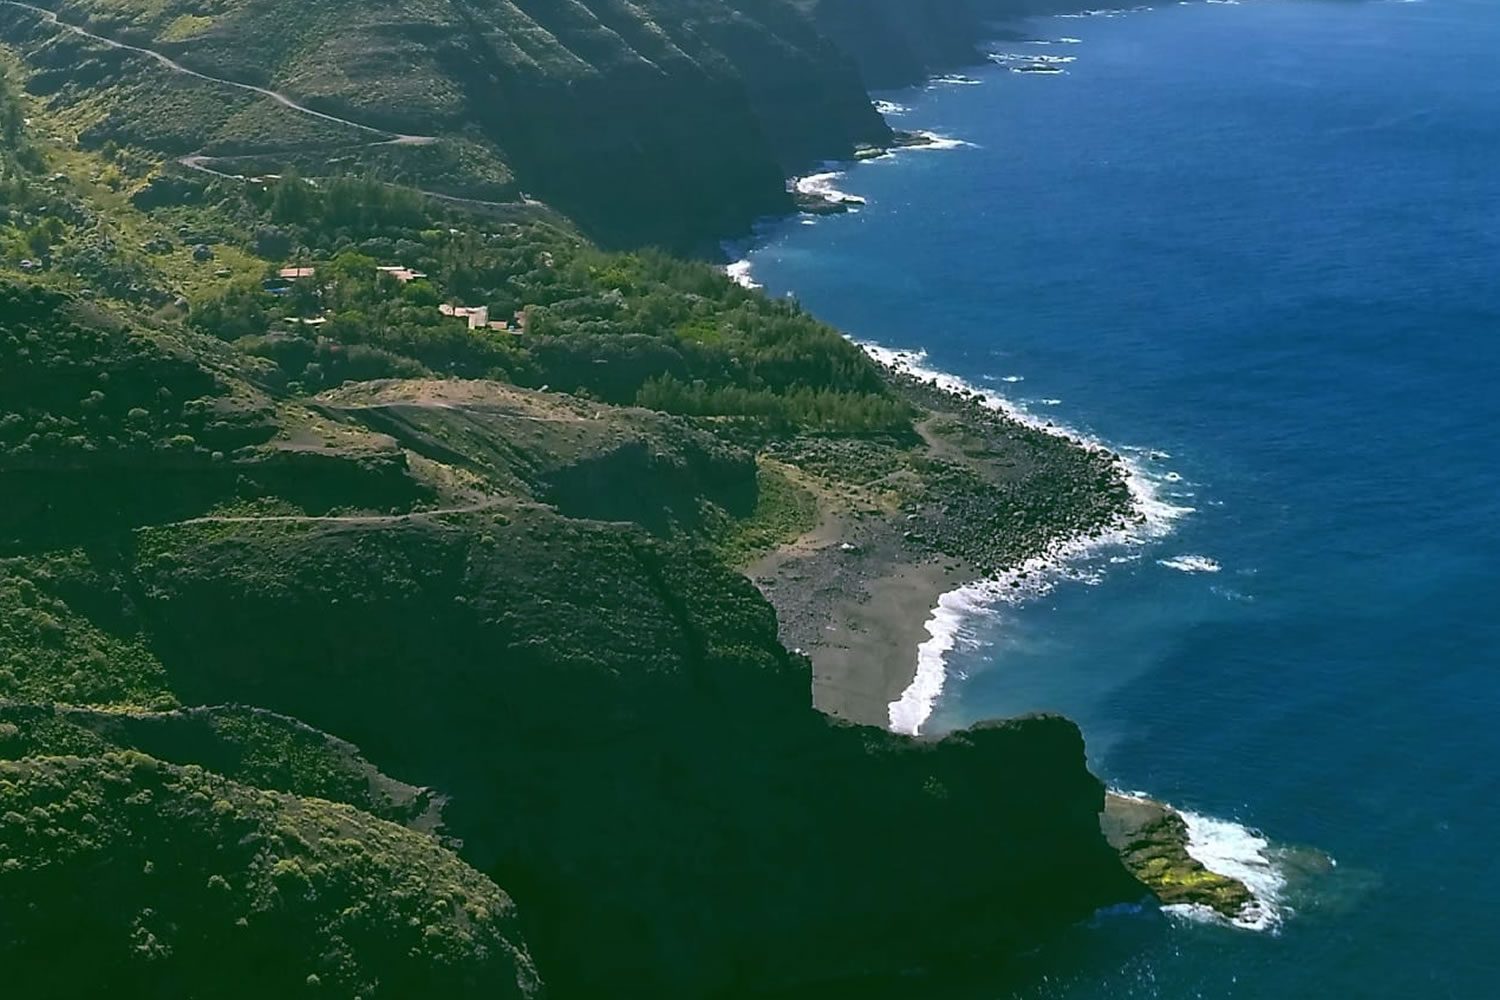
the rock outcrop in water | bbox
[1103,793,1255,920]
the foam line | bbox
[871,344,1192,735]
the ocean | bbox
[731,0,1500,996]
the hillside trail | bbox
[0,0,527,208]
[173,499,512,528]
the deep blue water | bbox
[738,1,1500,995]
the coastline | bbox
[726,54,1187,737]
[728,103,1189,736]
[867,345,1190,735]
[744,334,1294,929]
[724,6,1298,931]
[741,340,1157,733]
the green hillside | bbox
[0,752,540,999]
[0,270,1149,995]
[2,0,894,246]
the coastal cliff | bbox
[0,282,1152,996]
[803,1,1079,88]
[0,0,1090,250]
[107,513,1144,996]
[0,0,1259,991]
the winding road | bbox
[0,0,530,209]
[1,0,416,139]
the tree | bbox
[269,170,315,225]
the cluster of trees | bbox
[262,170,429,232]
[186,175,907,432]
[637,375,912,433]
[194,247,530,391]
[0,560,173,707]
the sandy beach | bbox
[746,469,974,728]
[753,542,968,726]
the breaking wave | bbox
[929,74,984,87]
[724,259,760,289]
[903,130,973,151]
[794,171,866,206]
[1058,6,1156,18]
[1164,807,1290,931]
[1158,554,1221,573]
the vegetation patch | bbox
[0,554,174,709]
[0,752,540,998]
[704,459,819,567]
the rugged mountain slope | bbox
[0,753,540,999]
[0,281,426,548]
[0,0,1264,989]
[3,0,891,247]
[1,0,1096,248]
[0,285,1146,997]
[17,507,1142,998]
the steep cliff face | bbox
[451,55,797,250]
[53,511,1138,997]
[459,0,889,245]
[804,0,991,88]
[802,0,1075,88]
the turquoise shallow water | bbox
[738,0,1500,995]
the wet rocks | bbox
[1102,793,1254,919]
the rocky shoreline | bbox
[743,343,1259,918]
[749,359,1133,724]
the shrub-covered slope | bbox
[0,702,445,826]
[0,281,427,547]
[317,378,760,531]
[0,753,540,999]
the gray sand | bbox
[748,505,971,728]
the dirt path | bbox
[173,499,508,528]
